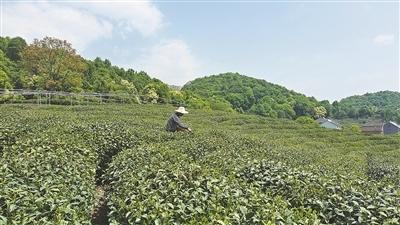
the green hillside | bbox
[332,91,400,123]
[0,36,174,102]
[1,36,398,122]
[0,36,244,110]
[1,104,399,224]
[182,72,330,119]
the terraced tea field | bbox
[1,104,399,225]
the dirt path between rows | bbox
[91,186,110,225]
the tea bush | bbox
[0,130,97,224]
[105,144,321,225]
[0,104,399,224]
[238,161,400,224]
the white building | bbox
[316,118,341,130]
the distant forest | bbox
[1,36,399,122]
[183,74,400,123]
[333,91,400,122]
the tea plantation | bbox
[0,104,399,225]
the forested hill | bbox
[182,73,330,119]
[0,36,228,107]
[0,36,172,101]
[1,36,398,122]
[332,91,400,122]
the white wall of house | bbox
[320,121,340,129]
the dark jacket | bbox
[165,113,188,132]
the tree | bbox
[0,50,13,89]
[275,103,296,119]
[0,37,10,53]
[314,106,327,118]
[141,82,171,103]
[295,116,318,126]
[185,96,211,110]
[358,106,373,118]
[170,90,185,106]
[0,70,12,89]
[120,79,137,94]
[381,108,398,122]
[293,98,315,117]
[142,86,159,103]
[226,93,246,111]
[126,70,153,92]
[249,97,278,118]
[347,107,359,119]
[332,101,347,118]
[6,37,27,61]
[332,91,400,121]
[208,96,234,112]
[21,37,86,91]
[395,112,400,124]
[319,100,332,117]
[182,72,321,118]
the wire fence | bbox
[0,89,146,105]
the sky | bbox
[1,0,399,101]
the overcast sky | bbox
[1,0,399,101]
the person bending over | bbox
[165,107,192,132]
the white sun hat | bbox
[175,106,189,114]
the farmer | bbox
[165,107,192,132]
